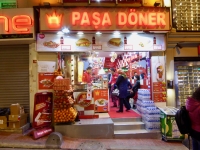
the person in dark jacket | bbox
[126,75,140,109]
[186,87,200,150]
[115,69,132,113]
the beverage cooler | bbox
[174,60,200,108]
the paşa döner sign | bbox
[42,7,170,31]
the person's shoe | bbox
[132,105,137,109]
[111,105,117,107]
[126,108,130,112]
[116,110,123,113]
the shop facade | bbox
[29,6,171,121]
[0,8,35,114]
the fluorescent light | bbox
[96,32,102,35]
[95,52,99,54]
[113,31,120,35]
[62,28,70,33]
[132,32,138,35]
[57,31,64,35]
[77,32,84,35]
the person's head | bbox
[191,87,200,101]
[117,69,126,77]
[134,75,140,81]
[110,68,116,74]
[86,66,92,74]
[134,72,137,76]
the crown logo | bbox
[95,91,100,96]
[46,11,63,29]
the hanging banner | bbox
[36,33,166,52]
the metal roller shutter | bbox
[0,45,29,113]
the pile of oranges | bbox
[54,107,77,123]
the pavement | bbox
[0,131,188,150]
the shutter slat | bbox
[0,45,29,113]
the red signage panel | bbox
[40,7,170,31]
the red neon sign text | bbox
[0,15,32,33]
[117,12,166,26]
[71,12,111,27]
[69,10,166,28]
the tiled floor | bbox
[0,131,188,150]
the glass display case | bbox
[175,61,200,107]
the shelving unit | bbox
[175,63,200,107]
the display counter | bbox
[73,88,109,119]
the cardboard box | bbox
[0,116,7,129]
[8,114,28,129]
[9,113,27,121]
[10,104,20,115]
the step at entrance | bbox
[112,117,161,139]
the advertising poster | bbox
[151,56,166,102]
[33,92,53,128]
[37,61,56,73]
[104,57,117,68]
[93,89,109,112]
[36,33,166,52]
[38,73,54,90]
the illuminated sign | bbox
[71,10,166,28]
[40,7,170,31]
[46,11,63,29]
[0,15,32,32]
[0,0,16,9]
[0,8,34,35]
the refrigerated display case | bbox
[175,61,200,107]
[159,107,184,141]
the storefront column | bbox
[29,43,38,123]
[166,48,175,107]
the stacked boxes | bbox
[144,107,160,131]
[0,116,7,129]
[8,104,27,129]
[53,78,71,90]
[136,89,160,132]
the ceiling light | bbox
[77,32,84,35]
[132,32,138,35]
[113,31,120,35]
[57,31,64,35]
[96,32,102,35]
[62,28,70,33]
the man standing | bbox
[82,66,92,83]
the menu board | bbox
[36,33,166,52]
[152,82,166,102]
[93,89,109,112]
[33,92,53,128]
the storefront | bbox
[30,6,170,137]
[0,8,35,114]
